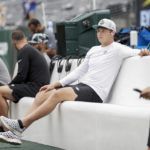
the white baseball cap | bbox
[93,18,116,32]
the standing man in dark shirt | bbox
[28,18,57,58]
[0,30,50,118]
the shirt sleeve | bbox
[59,52,90,86]
[118,44,140,59]
[10,49,30,84]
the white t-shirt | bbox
[60,42,140,102]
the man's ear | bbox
[111,31,115,36]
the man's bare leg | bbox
[25,89,55,116]
[0,94,8,117]
[0,85,16,117]
[22,87,77,128]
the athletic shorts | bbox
[57,83,103,103]
[9,83,40,103]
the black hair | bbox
[28,18,41,27]
[11,30,25,41]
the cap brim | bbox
[43,40,48,43]
[28,41,38,44]
[92,25,105,30]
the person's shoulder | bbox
[22,44,34,51]
[22,45,44,59]
[21,44,37,54]
[112,42,132,54]
[112,42,121,46]
[112,42,128,49]
[90,45,101,51]
[87,45,101,55]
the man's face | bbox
[32,42,46,53]
[97,27,114,44]
[29,24,38,33]
[32,43,42,51]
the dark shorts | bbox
[57,83,103,103]
[9,83,40,103]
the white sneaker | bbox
[0,131,22,144]
[0,116,25,136]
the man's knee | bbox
[0,86,5,95]
[50,90,65,104]
[51,90,60,98]
[35,91,45,104]
[0,85,10,96]
[35,91,43,99]
[35,89,56,105]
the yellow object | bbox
[143,0,150,7]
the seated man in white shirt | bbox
[0,18,150,144]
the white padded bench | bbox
[10,56,150,150]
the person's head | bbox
[28,19,42,33]
[11,30,27,50]
[93,18,116,46]
[28,33,49,52]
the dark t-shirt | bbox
[10,44,50,88]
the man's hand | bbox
[40,84,55,92]
[140,87,150,99]
[39,82,62,92]
[46,49,56,57]
[139,49,150,56]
